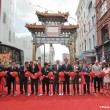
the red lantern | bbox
[24,71,31,77]
[10,72,18,78]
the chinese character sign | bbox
[0,53,10,62]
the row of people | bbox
[0,59,110,96]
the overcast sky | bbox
[25,0,79,24]
[24,0,79,61]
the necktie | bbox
[74,65,76,71]
[57,65,59,70]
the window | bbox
[100,0,107,17]
[84,12,85,18]
[84,24,86,33]
[88,1,92,13]
[88,22,91,31]
[81,29,83,38]
[9,30,11,42]
[101,24,109,43]
[93,35,95,48]
[81,7,82,13]
[84,40,86,51]
[82,43,83,51]
[80,45,81,52]
[3,12,6,23]
[89,38,91,50]
[92,16,94,25]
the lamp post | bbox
[44,44,45,63]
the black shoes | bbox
[20,92,23,95]
[31,92,34,94]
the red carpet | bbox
[0,85,110,110]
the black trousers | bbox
[72,75,79,94]
[94,77,101,92]
[72,80,79,94]
[19,78,28,94]
[42,78,49,94]
[31,78,39,94]
[63,75,70,94]
[83,76,90,93]
[7,77,15,94]
[53,75,59,93]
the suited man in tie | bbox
[52,60,61,94]
[41,63,51,95]
[18,62,29,96]
[61,58,73,95]
[72,61,80,94]
[81,64,91,94]
[28,61,39,95]
[7,60,18,95]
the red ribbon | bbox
[59,72,65,81]
[89,72,95,77]
[24,71,31,77]
[99,71,106,77]
[48,72,54,80]
[10,72,18,78]
[69,72,76,80]
[79,72,86,84]
[0,72,6,77]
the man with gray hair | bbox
[92,60,102,93]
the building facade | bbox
[95,0,110,62]
[0,0,33,64]
[76,0,97,64]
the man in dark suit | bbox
[19,62,29,96]
[72,61,80,94]
[52,60,61,94]
[81,64,91,94]
[41,62,51,95]
[7,60,18,95]
[61,58,73,95]
[28,61,39,95]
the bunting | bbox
[26,0,95,29]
